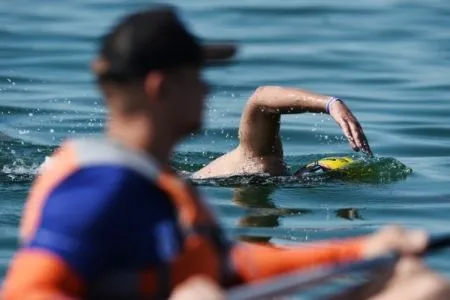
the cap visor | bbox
[201,43,237,66]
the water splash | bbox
[0,134,53,183]
[1,159,40,182]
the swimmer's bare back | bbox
[192,85,372,179]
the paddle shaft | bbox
[227,233,450,300]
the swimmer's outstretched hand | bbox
[335,227,450,300]
[363,226,428,258]
[169,276,225,300]
[329,100,373,157]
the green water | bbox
[1,0,450,297]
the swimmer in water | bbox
[36,87,366,178]
[192,86,372,179]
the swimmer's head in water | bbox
[293,156,355,177]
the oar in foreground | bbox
[226,233,450,300]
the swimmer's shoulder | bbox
[192,148,287,179]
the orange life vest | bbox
[19,138,237,299]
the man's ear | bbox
[143,71,164,102]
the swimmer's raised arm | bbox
[238,86,372,158]
[193,85,371,179]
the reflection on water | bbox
[229,184,365,243]
[336,208,363,221]
[232,185,309,243]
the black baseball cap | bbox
[93,5,237,82]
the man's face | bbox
[162,66,210,135]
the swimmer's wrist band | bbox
[325,97,343,114]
